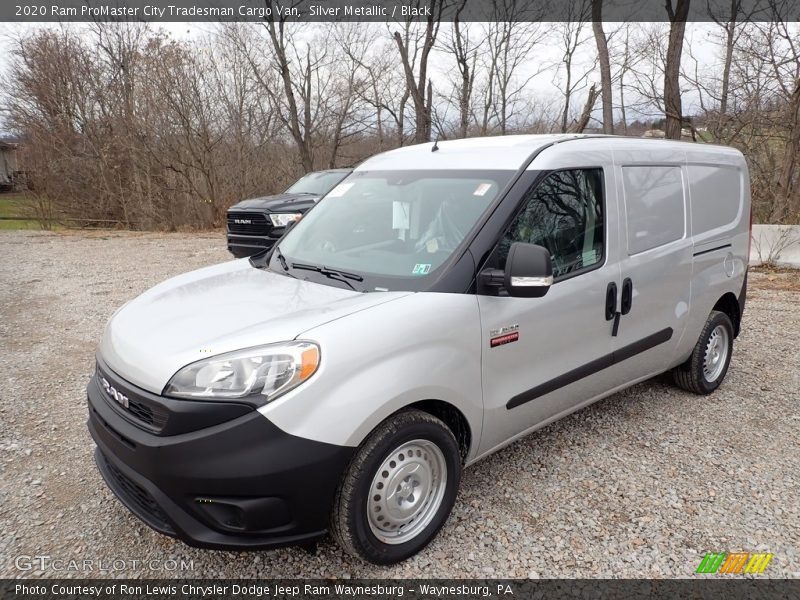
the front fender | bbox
[259,293,484,461]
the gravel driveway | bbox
[1,231,798,579]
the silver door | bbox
[476,165,621,457]
[609,155,693,379]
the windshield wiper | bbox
[269,245,296,278]
[290,262,364,291]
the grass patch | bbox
[0,219,40,230]
[0,193,30,217]
[0,192,49,230]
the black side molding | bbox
[693,243,732,257]
[507,327,673,410]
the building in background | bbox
[0,140,20,191]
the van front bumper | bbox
[87,373,354,550]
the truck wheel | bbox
[330,409,461,564]
[672,310,734,394]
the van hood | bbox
[100,260,410,394]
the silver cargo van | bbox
[88,135,751,564]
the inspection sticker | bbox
[412,263,431,275]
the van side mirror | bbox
[504,243,553,298]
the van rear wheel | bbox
[672,310,734,394]
[330,409,461,564]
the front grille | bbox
[96,365,168,433]
[126,399,167,429]
[227,211,271,235]
[99,452,175,535]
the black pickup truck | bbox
[226,169,351,257]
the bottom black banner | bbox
[2,579,799,600]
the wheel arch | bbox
[713,292,741,338]
[404,399,473,463]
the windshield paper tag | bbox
[392,201,410,230]
[327,182,354,198]
[412,263,431,275]
[474,183,492,196]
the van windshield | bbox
[271,170,513,291]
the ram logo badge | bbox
[234,219,252,225]
[100,376,129,409]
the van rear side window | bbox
[622,166,685,255]
[687,165,742,234]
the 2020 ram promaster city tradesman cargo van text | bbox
[88,135,750,564]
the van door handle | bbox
[621,278,633,315]
[605,282,617,321]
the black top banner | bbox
[3,0,800,23]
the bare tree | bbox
[392,0,444,144]
[552,0,596,133]
[441,1,480,138]
[477,1,547,135]
[664,0,691,139]
[591,0,614,133]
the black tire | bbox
[330,409,461,565]
[672,310,734,394]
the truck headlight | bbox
[269,213,302,227]
[164,341,320,404]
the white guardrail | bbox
[750,224,800,267]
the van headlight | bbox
[164,341,320,404]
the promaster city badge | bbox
[489,324,520,347]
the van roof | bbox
[355,134,743,171]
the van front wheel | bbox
[330,409,461,564]
[672,310,734,394]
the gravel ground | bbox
[1,230,798,579]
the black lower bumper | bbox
[87,375,354,550]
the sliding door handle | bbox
[605,282,617,321]
[621,278,633,315]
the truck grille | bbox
[227,211,270,235]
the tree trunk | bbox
[719,1,738,116]
[266,19,313,171]
[592,0,614,134]
[560,65,573,133]
[773,78,800,222]
[664,0,691,140]
[393,5,440,145]
[572,84,600,133]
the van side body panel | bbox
[675,148,750,362]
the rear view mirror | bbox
[504,243,553,298]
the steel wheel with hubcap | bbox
[703,324,729,382]
[331,410,461,564]
[367,439,447,544]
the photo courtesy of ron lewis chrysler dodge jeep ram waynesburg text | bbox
[88,134,750,565]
